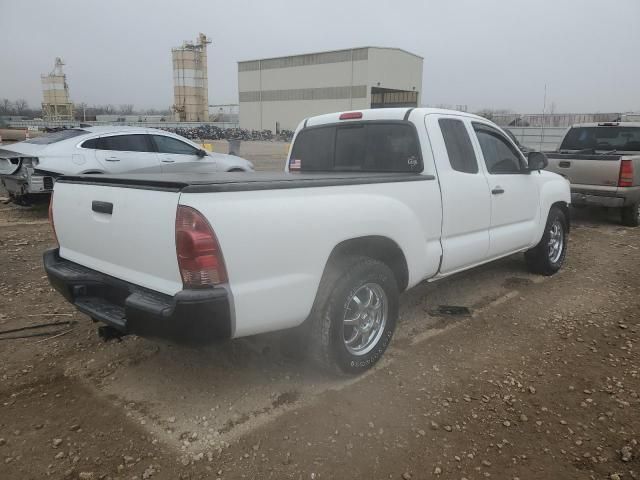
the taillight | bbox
[175,205,227,288]
[339,111,363,120]
[48,195,58,246]
[618,159,634,187]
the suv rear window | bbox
[24,129,87,145]
[289,122,422,172]
[560,126,640,151]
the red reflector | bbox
[339,111,363,120]
[618,159,634,187]
[48,195,58,246]
[175,205,227,287]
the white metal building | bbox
[238,47,423,131]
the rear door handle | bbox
[161,159,175,163]
[559,161,571,168]
[491,187,505,195]
[105,157,120,162]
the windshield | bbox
[560,126,640,151]
[24,129,87,145]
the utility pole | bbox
[539,84,547,151]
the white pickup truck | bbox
[45,108,570,374]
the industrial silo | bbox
[172,33,210,122]
[41,58,74,121]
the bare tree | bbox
[119,104,134,115]
[14,99,29,114]
[0,99,12,115]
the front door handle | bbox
[105,157,120,162]
[492,187,505,195]
[161,159,175,163]
[559,161,571,168]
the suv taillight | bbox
[175,205,227,288]
[48,195,58,246]
[618,159,634,187]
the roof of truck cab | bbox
[304,108,488,127]
[569,122,640,128]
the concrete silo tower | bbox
[41,58,74,121]
[172,33,211,122]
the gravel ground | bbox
[0,148,638,479]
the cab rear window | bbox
[560,126,640,151]
[289,122,422,172]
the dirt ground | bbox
[0,147,639,480]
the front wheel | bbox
[621,202,640,227]
[525,207,568,275]
[309,256,399,375]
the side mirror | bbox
[527,151,548,171]
[196,149,207,158]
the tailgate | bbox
[546,154,621,187]
[52,180,183,295]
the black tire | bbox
[525,207,568,276]
[308,256,399,375]
[621,202,640,227]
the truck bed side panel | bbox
[180,179,443,338]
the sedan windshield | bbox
[24,129,88,145]
[560,126,640,151]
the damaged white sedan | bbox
[0,126,254,203]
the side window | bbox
[81,138,99,149]
[153,135,199,155]
[100,134,152,153]
[473,124,525,174]
[438,118,478,174]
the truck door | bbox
[427,115,491,274]
[470,122,540,257]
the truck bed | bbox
[57,171,434,193]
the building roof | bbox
[238,46,423,64]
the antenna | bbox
[539,84,547,150]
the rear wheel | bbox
[525,207,568,275]
[621,202,640,227]
[309,256,399,374]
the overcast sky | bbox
[1,0,639,113]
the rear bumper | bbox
[43,248,231,344]
[571,186,640,208]
[571,192,624,208]
[0,172,54,196]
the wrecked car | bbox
[0,126,254,204]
